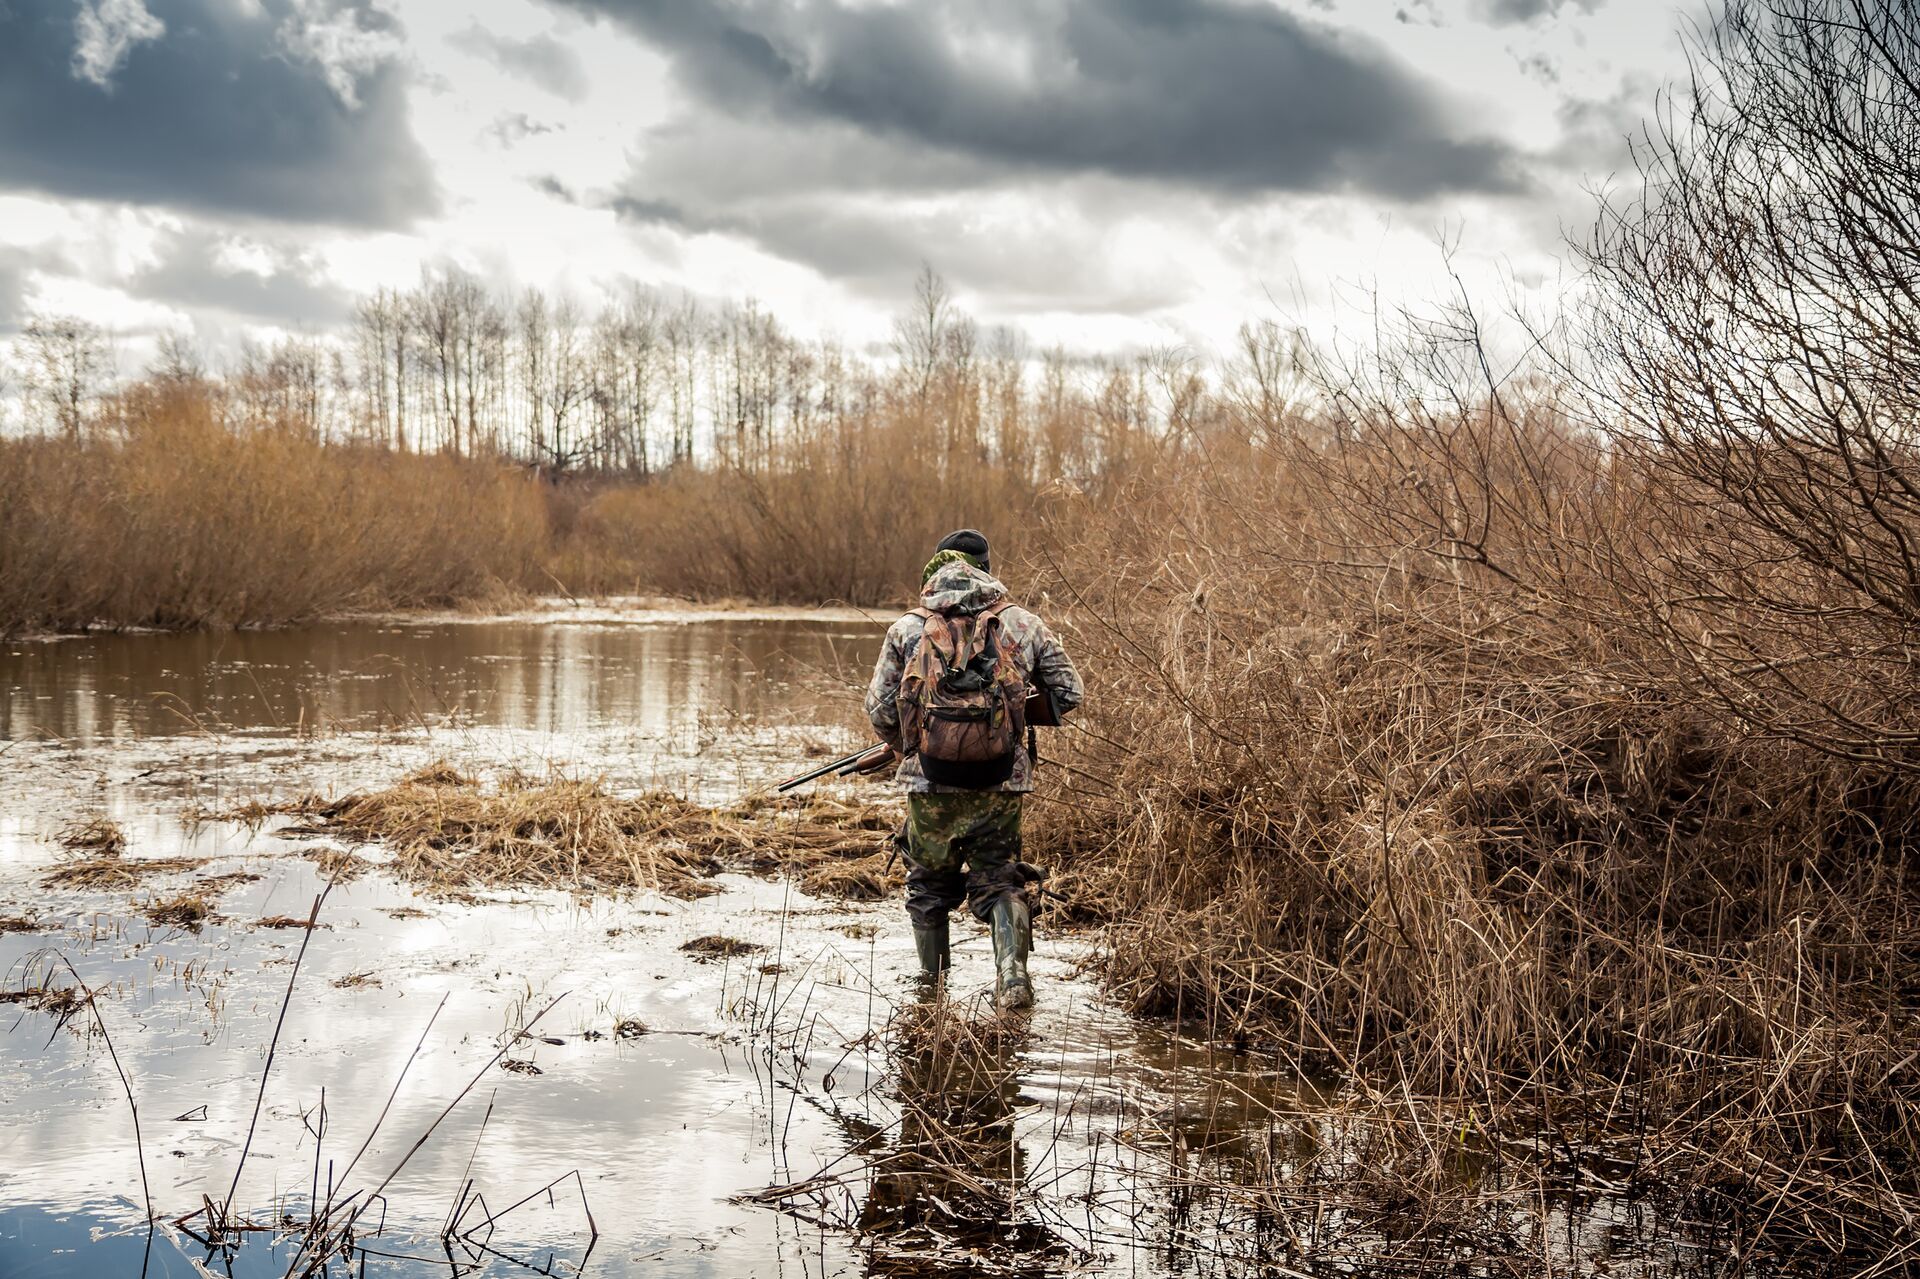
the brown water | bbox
[0,610,879,742]
[0,609,1826,1278]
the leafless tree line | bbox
[3,264,1227,485]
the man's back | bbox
[865,555,1083,794]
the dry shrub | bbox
[0,381,547,632]
[1023,405,1920,1255]
[551,406,1037,603]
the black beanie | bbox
[935,528,990,570]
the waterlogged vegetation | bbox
[0,615,1892,1277]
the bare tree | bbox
[893,263,953,406]
[151,330,205,385]
[21,313,107,438]
[1585,0,1920,765]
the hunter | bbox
[865,529,1083,1010]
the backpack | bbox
[899,599,1027,788]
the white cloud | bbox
[71,0,166,90]
[278,0,408,109]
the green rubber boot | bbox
[912,918,951,978]
[989,897,1033,1011]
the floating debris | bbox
[196,871,263,894]
[44,852,205,890]
[143,893,211,932]
[55,818,126,855]
[304,846,373,883]
[680,935,764,963]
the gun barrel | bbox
[777,747,871,793]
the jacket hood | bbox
[919,559,1008,615]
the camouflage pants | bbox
[900,792,1028,928]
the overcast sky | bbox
[0,0,1701,364]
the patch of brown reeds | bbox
[43,851,205,890]
[55,817,125,855]
[680,934,764,962]
[0,382,547,633]
[248,762,899,899]
[1022,410,1920,1262]
[143,893,212,931]
[0,984,85,1021]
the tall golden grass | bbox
[548,407,1048,603]
[0,377,1049,630]
[0,380,548,631]
[1019,404,1920,1259]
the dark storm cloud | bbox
[551,0,1527,198]
[0,0,436,227]
[450,24,590,101]
[129,228,356,327]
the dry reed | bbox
[0,383,548,633]
[55,818,125,855]
[1020,415,1920,1264]
[43,853,205,890]
[247,762,898,899]
[142,893,211,931]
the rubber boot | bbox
[989,897,1033,1011]
[912,917,951,977]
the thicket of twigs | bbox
[1021,3,1920,1259]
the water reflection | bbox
[0,617,883,743]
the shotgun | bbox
[776,743,897,793]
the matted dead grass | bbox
[55,818,126,855]
[681,934,764,962]
[143,893,211,931]
[43,853,206,890]
[239,761,900,899]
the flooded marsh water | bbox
[0,607,1842,1277]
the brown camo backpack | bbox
[899,599,1027,788]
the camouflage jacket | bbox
[865,560,1084,794]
